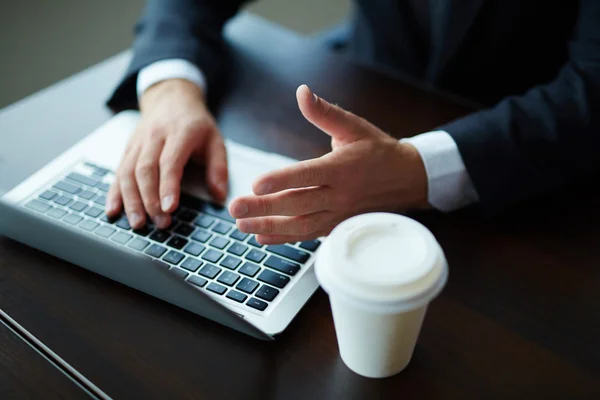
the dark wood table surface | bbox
[0,318,90,399]
[1,13,599,400]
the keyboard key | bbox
[84,206,103,218]
[153,260,170,270]
[264,255,300,276]
[191,229,212,243]
[163,250,185,265]
[53,195,73,206]
[194,214,215,229]
[92,167,109,177]
[255,285,280,302]
[174,223,195,237]
[46,207,67,219]
[53,181,80,195]
[78,190,96,200]
[236,278,259,294]
[145,244,167,258]
[95,225,115,238]
[238,262,261,277]
[169,267,188,279]
[202,202,235,223]
[217,271,240,286]
[209,236,230,250]
[212,222,232,235]
[111,232,132,244]
[79,219,99,231]
[246,249,266,263]
[230,229,249,241]
[226,290,248,303]
[39,190,57,201]
[66,172,99,187]
[113,217,130,230]
[150,230,170,243]
[227,243,248,257]
[181,257,203,272]
[199,264,221,279]
[257,269,290,289]
[63,213,83,225]
[25,199,51,213]
[183,242,205,257]
[206,282,227,295]
[201,249,223,263]
[246,298,268,311]
[69,201,88,213]
[133,225,152,237]
[299,239,321,252]
[167,236,188,250]
[128,238,149,251]
[97,183,110,192]
[187,275,208,288]
[266,245,310,264]
[176,209,197,222]
[220,255,242,270]
[93,195,106,206]
[248,236,263,248]
[100,214,117,224]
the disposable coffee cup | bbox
[315,212,448,378]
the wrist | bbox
[140,79,206,113]
[397,142,430,209]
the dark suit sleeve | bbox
[107,0,251,111]
[441,0,600,213]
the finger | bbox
[236,211,332,236]
[296,84,375,145]
[158,133,195,214]
[105,176,123,217]
[252,157,333,195]
[118,149,146,229]
[229,187,332,219]
[205,131,229,201]
[255,227,333,245]
[135,137,171,229]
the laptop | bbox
[0,110,322,340]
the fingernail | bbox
[161,195,174,212]
[305,85,318,103]
[255,182,271,195]
[153,214,169,229]
[106,200,116,214]
[129,213,144,227]
[231,202,248,218]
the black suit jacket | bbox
[108,0,600,213]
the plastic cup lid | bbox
[315,213,448,313]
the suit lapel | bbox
[427,0,486,80]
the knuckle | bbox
[135,163,155,179]
[297,216,314,235]
[258,197,273,215]
[262,218,275,234]
[301,165,319,185]
[147,125,165,140]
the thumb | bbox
[296,84,374,145]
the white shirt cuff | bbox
[401,131,479,212]
[136,59,207,98]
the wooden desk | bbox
[1,14,599,399]
[0,319,90,399]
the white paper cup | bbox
[315,213,448,378]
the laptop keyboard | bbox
[23,162,321,314]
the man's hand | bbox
[228,84,429,244]
[106,79,228,229]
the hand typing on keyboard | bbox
[105,79,229,230]
[228,84,430,245]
